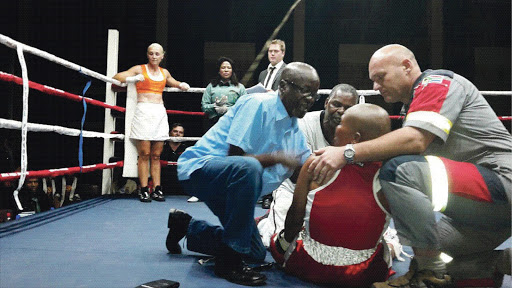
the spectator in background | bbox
[113,43,190,203]
[201,57,247,130]
[161,123,188,196]
[258,39,287,91]
[17,177,52,216]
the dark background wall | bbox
[0,0,510,183]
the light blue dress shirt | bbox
[178,91,311,194]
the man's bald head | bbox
[371,44,416,65]
[368,44,422,104]
[280,62,320,87]
[279,62,320,118]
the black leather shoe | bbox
[214,262,267,286]
[166,209,192,254]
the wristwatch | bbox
[344,144,356,164]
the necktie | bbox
[264,67,276,89]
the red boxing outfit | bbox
[270,163,391,287]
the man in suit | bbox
[258,39,287,91]
[257,39,287,207]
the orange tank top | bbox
[136,65,166,94]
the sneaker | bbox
[151,186,165,202]
[166,208,192,254]
[372,259,454,288]
[72,194,81,202]
[139,187,151,203]
[187,196,200,202]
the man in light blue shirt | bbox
[167,62,320,286]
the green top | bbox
[201,82,247,119]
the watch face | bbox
[345,149,355,158]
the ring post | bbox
[122,83,139,178]
[102,29,119,195]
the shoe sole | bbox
[214,272,267,287]
[166,209,191,254]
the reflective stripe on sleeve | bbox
[425,156,449,212]
[406,111,453,134]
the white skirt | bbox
[130,102,170,141]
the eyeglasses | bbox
[282,79,320,102]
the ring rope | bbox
[0,160,179,182]
[0,118,125,140]
[0,71,125,112]
[0,71,206,117]
[0,34,125,87]
[0,161,123,182]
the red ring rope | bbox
[0,161,178,182]
[0,71,206,117]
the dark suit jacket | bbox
[258,62,286,91]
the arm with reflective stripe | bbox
[352,126,436,163]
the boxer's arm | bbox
[283,156,314,242]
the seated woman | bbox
[270,103,393,287]
[201,57,246,130]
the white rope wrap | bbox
[13,45,30,211]
[0,118,125,140]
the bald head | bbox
[279,62,320,118]
[281,62,320,86]
[345,103,390,141]
[371,44,416,64]
[148,43,165,54]
[334,103,391,147]
[368,44,422,104]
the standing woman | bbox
[201,57,246,129]
[113,43,190,202]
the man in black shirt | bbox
[161,123,188,195]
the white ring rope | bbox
[0,34,125,87]
[169,136,201,142]
[0,118,125,140]
[0,118,200,142]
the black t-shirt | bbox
[161,142,188,162]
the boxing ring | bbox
[0,31,510,287]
